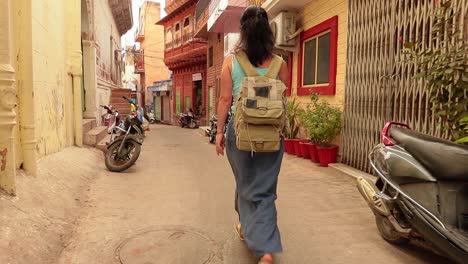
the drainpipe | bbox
[0,0,17,195]
[15,0,38,176]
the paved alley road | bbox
[57,125,452,264]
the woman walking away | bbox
[215,5,289,264]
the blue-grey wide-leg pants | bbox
[225,120,283,257]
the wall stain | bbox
[0,148,8,171]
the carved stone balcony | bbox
[109,0,133,35]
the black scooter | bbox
[357,122,468,263]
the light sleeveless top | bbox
[231,55,268,113]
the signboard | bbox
[192,73,202,81]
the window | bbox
[208,47,213,67]
[174,22,181,47]
[298,16,338,96]
[183,16,192,43]
[166,28,173,49]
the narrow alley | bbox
[57,125,451,264]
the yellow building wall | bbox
[10,0,82,167]
[292,0,347,110]
[30,0,79,158]
[141,2,170,106]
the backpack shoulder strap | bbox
[235,51,259,77]
[264,55,283,79]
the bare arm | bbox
[216,55,234,133]
[278,60,289,89]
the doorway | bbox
[193,80,203,116]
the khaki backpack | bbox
[234,51,288,153]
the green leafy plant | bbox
[403,0,468,141]
[302,93,342,147]
[455,116,468,144]
[286,97,304,139]
[300,93,319,143]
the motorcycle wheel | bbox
[375,215,409,245]
[190,120,198,129]
[209,133,216,144]
[105,139,141,172]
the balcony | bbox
[194,0,210,38]
[207,0,248,33]
[135,29,145,42]
[109,0,133,35]
[165,0,192,15]
[163,33,207,68]
[134,50,145,73]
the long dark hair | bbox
[235,6,274,67]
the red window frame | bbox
[297,16,338,96]
[285,52,293,96]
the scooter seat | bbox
[391,127,468,181]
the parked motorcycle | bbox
[122,96,148,137]
[104,112,144,172]
[179,109,199,129]
[100,104,120,132]
[357,122,468,263]
[207,112,231,144]
[146,106,156,124]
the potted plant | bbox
[301,93,321,163]
[285,97,304,155]
[308,98,342,167]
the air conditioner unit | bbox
[270,12,297,47]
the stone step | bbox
[82,118,97,135]
[96,134,111,152]
[84,126,108,147]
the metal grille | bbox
[342,0,468,173]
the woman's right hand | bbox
[216,133,225,156]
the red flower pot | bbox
[299,142,311,159]
[306,143,320,163]
[317,145,339,167]
[284,139,294,154]
[292,139,302,157]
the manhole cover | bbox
[117,228,216,264]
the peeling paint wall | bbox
[30,0,75,158]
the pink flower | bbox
[397,35,403,41]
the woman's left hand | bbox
[216,133,225,156]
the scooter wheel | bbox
[375,215,409,245]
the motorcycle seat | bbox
[391,127,468,181]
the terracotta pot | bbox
[306,143,320,163]
[317,145,339,167]
[299,141,311,159]
[292,139,302,157]
[284,139,294,154]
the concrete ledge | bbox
[329,163,377,183]
[198,126,210,137]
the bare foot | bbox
[258,253,273,264]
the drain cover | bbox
[118,228,216,264]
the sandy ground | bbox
[0,147,102,264]
[52,125,452,264]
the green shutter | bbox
[185,96,190,111]
[176,93,181,114]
